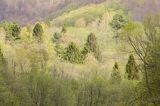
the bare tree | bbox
[124,14,160,105]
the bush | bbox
[53,32,61,42]
[3,22,21,39]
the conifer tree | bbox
[63,42,82,63]
[126,54,139,80]
[110,62,121,84]
[84,33,101,61]
[33,23,43,40]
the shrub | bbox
[53,32,61,42]
[3,22,21,39]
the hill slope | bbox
[0,0,160,25]
[0,0,105,25]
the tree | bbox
[63,42,83,63]
[123,14,160,105]
[33,23,43,40]
[110,14,127,44]
[110,14,127,31]
[84,33,101,61]
[110,62,121,84]
[126,54,139,80]
[3,22,21,39]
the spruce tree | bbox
[126,54,139,80]
[110,62,121,84]
[33,23,43,40]
[63,42,83,63]
[84,33,101,61]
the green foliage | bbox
[63,42,83,63]
[0,47,19,106]
[33,23,44,39]
[55,43,64,57]
[81,46,89,60]
[86,33,97,52]
[53,32,61,42]
[1,4,158,106]
[110,14,127,30]
[140,14,160,104]
[122,14,160,105]
[84,33,101,61]
[3,22,21,39]
[110,62,122,84]
[126,54,139,80]
[61,25,67,33]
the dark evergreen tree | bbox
[33,23,43,40]
[63,42,83,63]
[126,54,139,80]
[84,33,101,61]
[110,62,121,84]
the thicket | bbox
[2,22,21,40]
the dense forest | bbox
[0,0,160,106]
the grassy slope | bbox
[50,3,132,78]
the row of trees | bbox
[53,30,101,63]
[63,33,101,63]
[110,54,139,85]
[1,22,44,41]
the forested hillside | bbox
[0,0,105,25]
[0,0,160,24]
[0,0,160,106]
